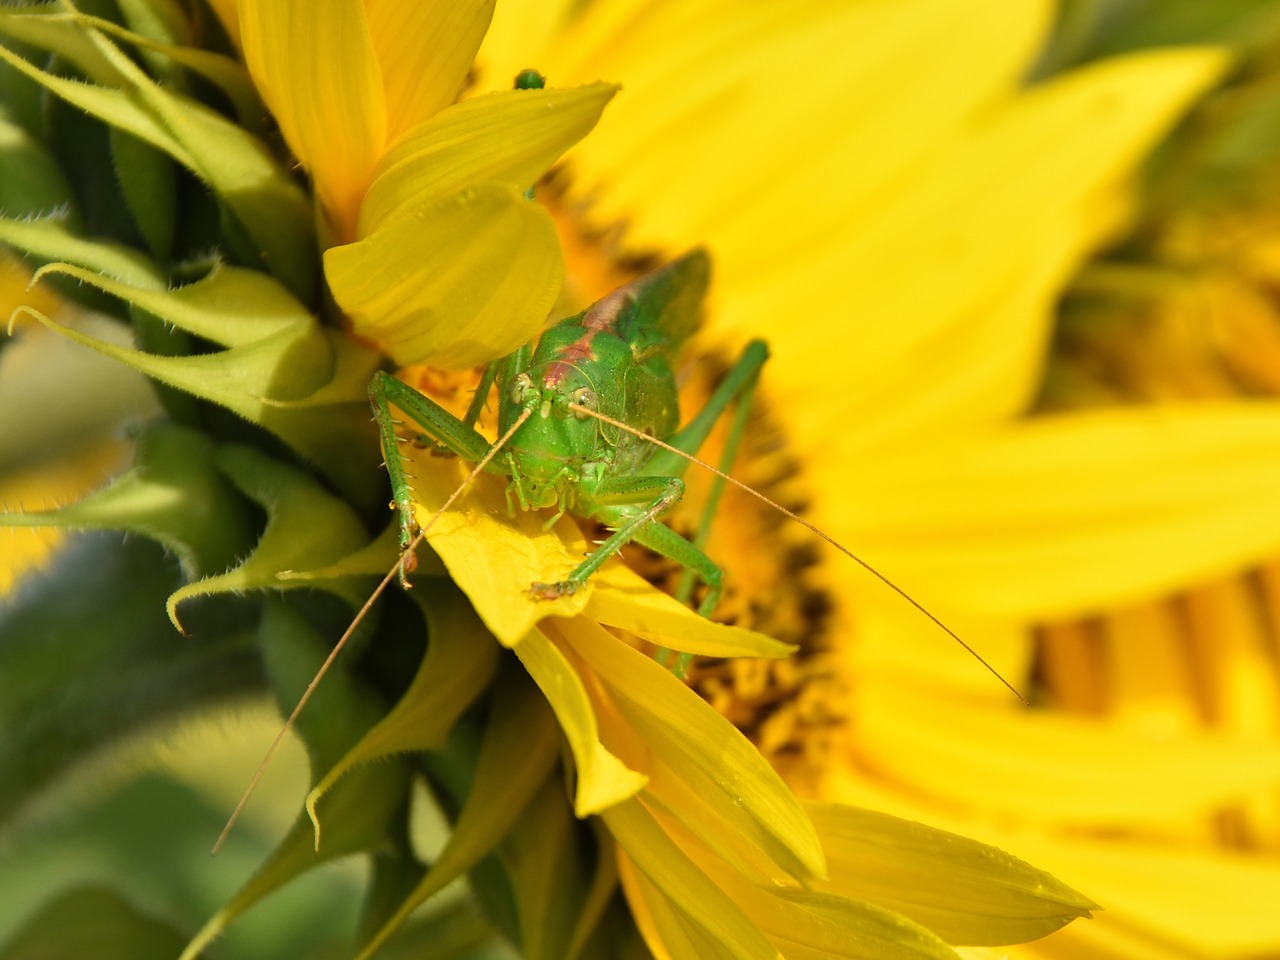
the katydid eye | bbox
[571,388,597,419]
[509,373,536,405]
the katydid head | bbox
[500,367,602,512]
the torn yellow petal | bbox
[585,564,795,660]
[836,402,1280,619]
[555,615,826,881]
[367,0,493,144]
[239,0,384,239]
[325,183,562,368]
[514,627,647,816]
[402,454,589,645]
[360,83,618,236]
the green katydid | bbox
[371,249,1019,692]
[213,249,1023,853]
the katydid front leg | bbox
[369,370,494,582]
[529,473,725,617]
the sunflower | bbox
[0,2,1260,959]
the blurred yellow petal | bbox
[367,0,493,143]
[1003,834,1280,959]
[478,0,573,86]
[360,83,618,236]
[514,628,648,816]
[837,403,1280,619]
[207,0,239,48]
[239,0,384,239]
[325,183,562,369]
[851,678,1280,827]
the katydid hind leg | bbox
[671,342,767,605]
[647,339,769,478]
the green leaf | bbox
[496,775,609,960]
[0,14,315,296]
[110,126,176,261]
[180,599,414,960]
[1,420,256,580]
[805,802,1097,946]
[355,663,558,959]
[0,532,262,835]
[306,584,500,830]
[0,214,160,287]
[11,255,385,500]
[0,116,79,220]
[0,885,189,960]
[166,443,373,629]
[366,898,506,960]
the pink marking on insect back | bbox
[543,292,630,386]
[583,288,628,330]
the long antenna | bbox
[569,402,1029,705]
[211,407,533,855]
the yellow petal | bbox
[604,798,783,960]
[851,676,1280,827]
[1001,833,1280,958]
[559,0,1049,258]
[514,627,648,816]
[196,0,237,48]
[359,83,618,236]
[368,0,493,144]
[585,564,795,660]
[401,451,589,645]
[325,183,562,368]
[805,802,1095,947]
[747,48,1227,464]
[239,0,384,239]
[477,0,574,89]
[554,615,826,881]
[834,402,1280,619]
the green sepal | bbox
[0,115,79,220]
[354,663,557,959]
[358,898,504,960]
[179,599,414,960]
[0,213,160,286]
[0,532,261,835]
[0,11,315,296]
[1,420,255,580]
[306,584,500,838]
[110,125,176,261]
[166,443,372,630]
[498,776,613,960]
[0,885,189,960]
[805,802,1098,946]
[11,255,383,499]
